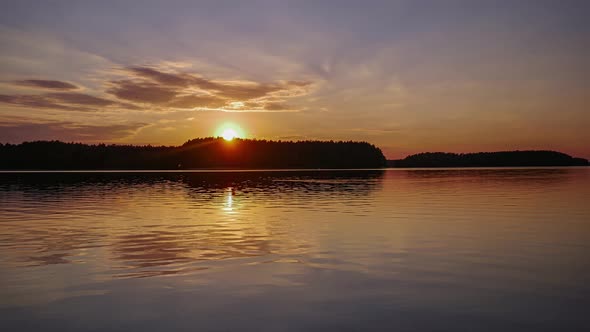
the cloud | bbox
[0,92,136,111]
[0,66,315,114]
[112,66,314,111]
[12,79,79,90]
[108,80,177,104]
[263,102,292,111]
[0,94,74,110]
[128,66,193,87]
[167,94,227,109]
[0,120,146,142]
[212,82,282,100]
[127,65,268,94]
[45,92,115,106]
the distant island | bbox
[388,151,589,167]
[0,138,386,170]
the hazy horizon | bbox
[1,0,589,159]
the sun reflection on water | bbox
[223,186,235,213]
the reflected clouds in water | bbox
[0,170,385,277]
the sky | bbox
[0,0,588,159]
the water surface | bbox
[1,168,589,331]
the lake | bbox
[1,168,589,331]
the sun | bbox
[222,128,238,141]
[216,122,245,141]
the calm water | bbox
[1,168,589,331]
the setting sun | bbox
[222,128,238,141]
[2,2,589,331]
[216,122,245,141]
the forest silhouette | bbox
[389,151,589,167]
[1,139,587,170]
[0,138,386,170]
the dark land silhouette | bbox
[1,140,587,170]
[0,138,386,170]
[388,151,589,167]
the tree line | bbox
[388,151,589,167]
[0,138,387,170]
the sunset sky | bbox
[1,0,588,159]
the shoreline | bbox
[1,165,588,173]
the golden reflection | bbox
[0,171,386,279]
[223,186,235,213]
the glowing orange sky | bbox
[0,1,588,159]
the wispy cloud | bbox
[0,92,138,111]
[12,79,79,90]
[111,65,314,112]
[107,80,178,105]
[0,65,315,114]
[167,94,226,109]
